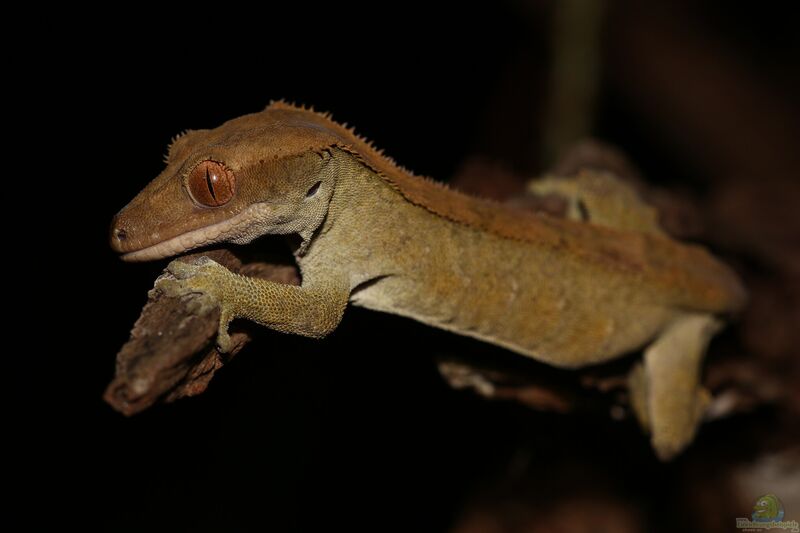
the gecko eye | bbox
[187,160,235,207]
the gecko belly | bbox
[349,269,676,369]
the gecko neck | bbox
[296,151,409,283]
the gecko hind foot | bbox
[528,170,664,235]
[628,313,721,461]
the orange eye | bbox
[187,160,235,207]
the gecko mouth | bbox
[120,203,272,262]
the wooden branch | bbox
[103,247,299,415]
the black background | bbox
[44,8,555,531]
[31,3,797,532]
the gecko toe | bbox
[166,259,202,279]
[155,276,193,297]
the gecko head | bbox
[110,104,346,261]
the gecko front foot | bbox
[155,257,237,352]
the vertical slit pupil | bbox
[205,166,217,201]
[577,199,590,221]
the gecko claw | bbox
[216,325,234,353]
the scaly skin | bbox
[111,102,746,459]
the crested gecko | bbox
[110,102,746,459]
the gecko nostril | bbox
[109,219,131,253]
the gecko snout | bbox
[109,213,131,253]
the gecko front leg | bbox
[156,257,350,352]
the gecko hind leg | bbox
[527,170,664,235]
[628,313,721,460]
